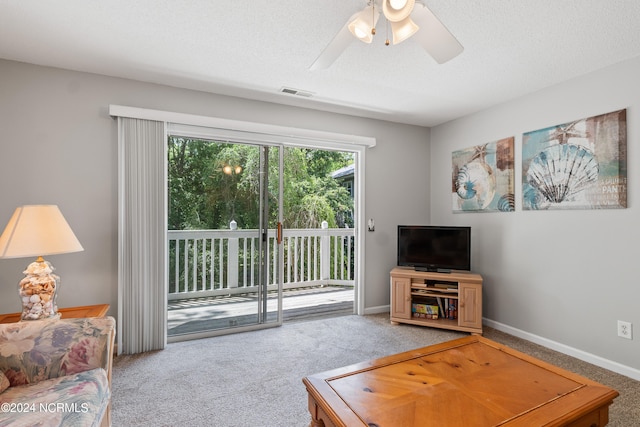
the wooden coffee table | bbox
[0,304,110,323]
[303,335,618,427]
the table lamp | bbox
[0,205,83,320]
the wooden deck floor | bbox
[167,285,354,336]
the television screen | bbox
[397,225,471,272]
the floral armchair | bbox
[0,316,116,427]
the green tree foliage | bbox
[168,138,353,230]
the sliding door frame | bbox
[110,105,375,343]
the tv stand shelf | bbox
[390,267,483,334]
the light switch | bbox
[367,218,375,232]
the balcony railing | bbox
[168,223,355,301]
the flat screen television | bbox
[397,225,471,272]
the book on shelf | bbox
[412,303,438,320]
[424,279,458,290]
[441,298,458,320]
[411,295,458,320]
[433,283,458,290]
[447,299,457,320]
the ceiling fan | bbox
[310,0,463,70]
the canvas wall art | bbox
[452,137,515,213]
[522,109,627,210]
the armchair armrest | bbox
[0,317,116,387]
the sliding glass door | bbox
[167,138,283,338]
[257,144,284,326]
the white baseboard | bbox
[363,308,640,380]
[364,305,390,315]
[484,318,640,381]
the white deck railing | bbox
[168,224,355,301]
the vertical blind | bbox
[110,104,375,351]
[117,117,167,354]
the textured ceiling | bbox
[2,0,640,127]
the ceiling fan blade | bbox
[310,15,357,70]
[411,3,463,64]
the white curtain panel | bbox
[117,117,167,354]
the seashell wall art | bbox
[452,137,515,212]
[522,109,627,210]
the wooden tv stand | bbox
[390,267,483,334]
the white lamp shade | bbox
[391,16,419,44]
[0,205,83,259]
[348,5,380,43]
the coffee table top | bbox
[303,336,618,427]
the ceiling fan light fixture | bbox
[382,0,415,22]
[390,16,419,44]
[348,5,380,43]
[390,0,408,9]
[310,0,462,70]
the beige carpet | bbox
[112,313,639,426]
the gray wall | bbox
[3,56,638,378]
[430,56,640,376]
[0,59,429,319]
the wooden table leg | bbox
[307,394,326,427]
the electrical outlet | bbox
[617,320,632,339]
